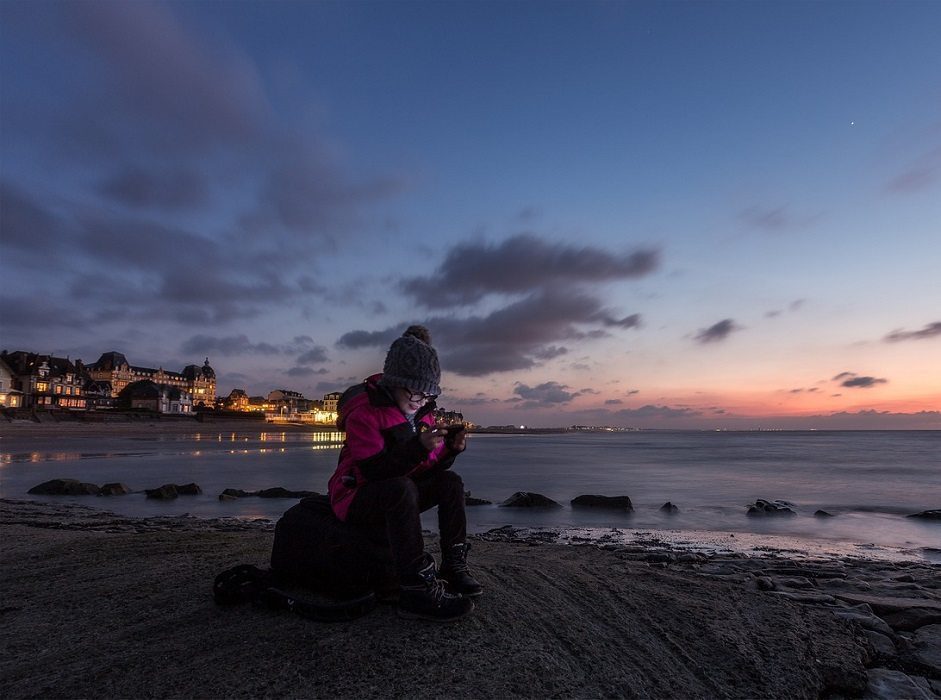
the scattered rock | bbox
[864,630,896,658]
[500,492,562,508]
[659,502,679,514]
[28,479,100,496]
[755,576,775,591]
[907,509,941,521]
[176,483,202,496]
[911,624,941,675]
[862,668,935,699]
[746,499,797,517]
[832,593,941,632]
[98,483,131,496]
[145,484,178,500]
[833,608,895,637]
[814,509,834,518]
[217,487,318,499]
[256,487,316,499]
[571,495,634,511]
[464,491,492,506]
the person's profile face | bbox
[393,386,436,414]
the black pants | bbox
[346,470,467,579]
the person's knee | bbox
[383,476,419,510]
[439,470,464,491]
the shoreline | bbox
[2,498,939,699]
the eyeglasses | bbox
[402,389,437,403]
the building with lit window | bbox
[0,356,24,408]
[0,351,86,409]
[87,352,216,407]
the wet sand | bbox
[2,499,939,698]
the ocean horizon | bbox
[2,428,938,561]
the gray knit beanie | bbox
[379,325,441,396]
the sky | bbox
[1,0,939,430]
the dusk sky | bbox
[1,0,939,429]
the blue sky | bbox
[1,0,939,428]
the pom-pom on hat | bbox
[378,325,441,396]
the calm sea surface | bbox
[2,430,939,556]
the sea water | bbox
[2,429,939,559]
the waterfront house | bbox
[0,351,86,409]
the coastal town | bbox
[0,349,468,427]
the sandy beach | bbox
[1,499,939,699]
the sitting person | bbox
[328,326,481,622]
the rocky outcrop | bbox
[145,483,202,499]
[218,487,318,501]
[746,499,797,516]
[907,509,941,521]
[99,483,131,496]
[814,509,834,518]
[660,502,679,514]
[571,495,633,511]
[146,484,180,500]
[500,492,562,508]
[28,479,100,496]
[464,491,492,506]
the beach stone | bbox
[220,488,251,498]
[464,491,492,506]
[98,483,131,496]
[755,576,775,591]
[218,494,239,502]
[659,502,679,514]
[834,609,895,637]
[28,479,100,496]
[906,509,941,521]
[773,576,815,590]
[864,630,896,658]
[769,591,838,605]
[176,483,202,495]
[911,624,941,674]
[500,492,562,508]
[814,509,834,518]
[145,484,178,500]
[571,495,634,511]
[256,487,317,498]
[832,593,941,632]
[746,499,797,517]
[862,669,935,699]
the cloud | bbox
[296,346,330,365]
[97,165,210,210]
[400,234,659,308]
[884,322,941,342]
[885,146,941,194]
[831,371,888,389]
[512,381,580,407]
[0,1,406,341]
[615,405,703,419]
[693,319,741,344]
[739,207,819,233]
[337,289,643,376]
[180,334,321,358]
[0,182,66,251]
[286,366,328,377]
[605,399,623,405]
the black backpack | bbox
[212,563,377,622]
[213,494,394,622]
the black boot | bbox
[439,542,483,598]
[398,554,474,622]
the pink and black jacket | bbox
[328,374,456,521]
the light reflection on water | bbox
[1,430,938,557]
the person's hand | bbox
[444,425,467,453]
[420,427,446,452]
